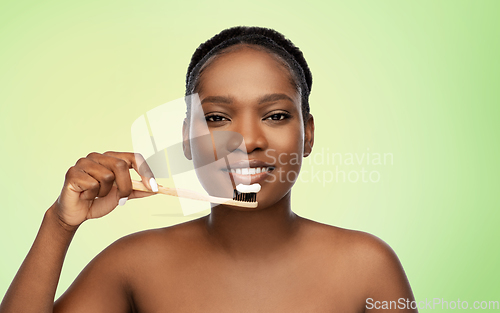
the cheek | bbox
[189,132,235,198]
[190,134,216,168]
[188,116,217,168]
[266,124,304,167]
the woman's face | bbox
[185,44,314,210]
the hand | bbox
[54,151,158,228]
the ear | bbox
[303,114,315,158]
[182,118,192,160]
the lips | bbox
[224,159,275,169]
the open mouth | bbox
[222,166,275,184]
[226,166,275,175]
[219,159,276,184]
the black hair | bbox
[185,26,313,122]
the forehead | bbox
[197,45,300,105]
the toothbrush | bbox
[233,183,261,202]
[130,180,259,208]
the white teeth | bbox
[231,167,273,175]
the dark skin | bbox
[0,45,417,313]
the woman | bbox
[0,26,417,312]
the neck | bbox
[204,191,301,258]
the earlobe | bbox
[182,119,192,160]
[303,114,315,158]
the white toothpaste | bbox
[236,183,261,193]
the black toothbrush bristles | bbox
[233,190,257,202]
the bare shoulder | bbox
[301,218,398,260]
[299,218,414,300]
[101,216,207,266]
[54,217,207,312]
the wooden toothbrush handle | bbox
[132,180,217,201]
[131,180,178,196]
[131,180,216,202]
[131,180,257,208]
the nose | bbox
[232,116,268,154]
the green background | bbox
[1,0,499,310]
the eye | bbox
[265,112,291,121]
[205,114,229,123]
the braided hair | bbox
[185,26,313,122]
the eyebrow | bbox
[200,93,295,106]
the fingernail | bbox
[150,177,158,192]
[118,197,128,206]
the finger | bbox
[74,157,115,198]
[90,188,157,211]
[103,151,158,192]
[65,166,101,201]
[127,189,158,200]
[86,152,133,199]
